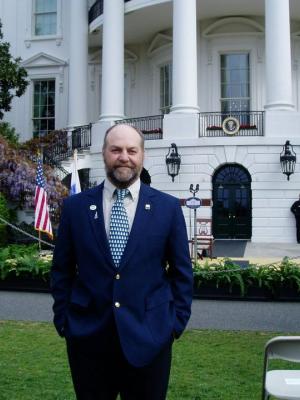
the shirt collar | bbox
[104,178,141,201]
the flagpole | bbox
[38,230,41,252]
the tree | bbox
[0,20,29,120]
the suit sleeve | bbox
[51,199,76,337]
[166,200,193,338]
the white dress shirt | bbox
[103,178,141,237]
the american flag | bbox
[34,157,53,239]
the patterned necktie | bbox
[109,189,130,267]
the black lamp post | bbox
[166,143,181,182]
[189,184,199,196]
[280,140,296,181]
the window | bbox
[32,80,55,138]
[34,0,57,36]
[220,53,250,113]
[160,63,172,114]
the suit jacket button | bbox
[115,274,120,280]
[115,302,121,308]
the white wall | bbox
[1,0,70,141]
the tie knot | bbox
[116,188,129,201]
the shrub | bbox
[193,258,245,296]
[0,244,51,280]
[193,257,300,298]
[0,122,19,145]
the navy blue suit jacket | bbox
[51,182,193,367]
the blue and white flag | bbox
[70,149,81,195]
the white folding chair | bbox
[196,218,214,259]
[262,336,300,400]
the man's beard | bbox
[105,165,140,189]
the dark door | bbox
[213,165,252,239]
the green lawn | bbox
[0,321,296,399]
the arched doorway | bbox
[212,164,252,239]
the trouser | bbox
[66,326,173,400]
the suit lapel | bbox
[84,183,115,268]
[119,184,155,270]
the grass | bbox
[0,321,298,399]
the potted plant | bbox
[0,244,51,292]
[193,258,300,301]
[193,259,245,299]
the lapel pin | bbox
[145,204,151,210]
[94,211,98,219]
[90,205,97,211]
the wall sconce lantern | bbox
[166,143,181,182]
[280,140,296,181]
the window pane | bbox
[230,69,242,83]
[33,106,40,118]
[33,120,40,131]
[40,93,48,107]
[221,69,230,84]
[47,106,54,117]
[48,119,55,131]
[48,93,55,105]
[241,84,250,97]
[41,105,48,117]
[34,92,41,106]
[241,100,250,110]
[34,81,41,92]
[36,0,57,13]
[41,119,48,130]
[36,0,45,13]
[48,80,55,93]
[35,13,57,36]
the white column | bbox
[68,0,88,127]
[265,0,294,110]
[100,0,124,121]
[171,0,199,113]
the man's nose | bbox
[118,150,129,161]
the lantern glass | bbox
[166,143,181,181]
[280,141,296,180]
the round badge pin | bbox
[90,205,97,210]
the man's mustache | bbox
[114,164,134,169]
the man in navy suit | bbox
[51,124,193,399]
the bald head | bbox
[102,124,145,188]
[102,124,144,152]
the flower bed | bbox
[1,245,300,300]
[193,258,300,301]
[0,244,51,292]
